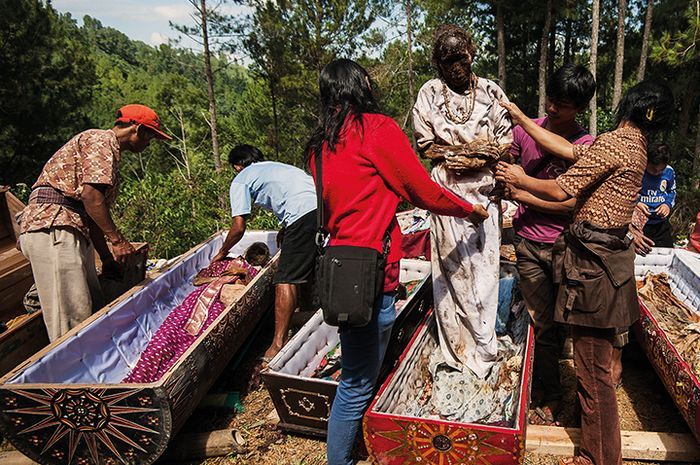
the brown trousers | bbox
[515,236,564,402]
[573,325,622,465]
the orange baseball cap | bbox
[116,104,172,140]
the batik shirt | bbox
[19,129,121,239]
[557,127,647,230]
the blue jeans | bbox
[326,293,396,465]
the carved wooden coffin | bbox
[0,230,278,465]
[262,258,433,436]
[364,293,534,464]
[633,249,700,442]
[0,188,149,376]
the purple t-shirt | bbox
[510,117,594,244]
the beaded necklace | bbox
[441,74,478,124]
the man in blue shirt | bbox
[212,145,317,361]
[637,143,676,248]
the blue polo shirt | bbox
[639,165,676,225]
[229,161,316,227]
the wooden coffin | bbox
[0,187,34,332]
[262,258,433,436]
[364,286,534,465]
[0,188,149,376]
[0,230,278,465]
[633,248,700,442]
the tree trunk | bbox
[538,0,553,117]
[496,1,507,92]
[564,18,572,63]
[589,0,600,137]
[200,0,221,171]
[694,112,700,190]
[406,0,414,101]
[679,77,698,139]
[269,80,280,158]
[637,0,654,81]
[612,0,627,110]
[548,16,557,77]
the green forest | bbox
[2,0,699,258]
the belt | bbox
[29,186,86,215]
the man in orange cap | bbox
[18,104,171,341]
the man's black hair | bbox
[546,64,596,109]
[616,80,674,134]
[647,143,671,166]
[228,144,264,168]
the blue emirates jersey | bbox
[229,161,316,227]
[639,165,676,224]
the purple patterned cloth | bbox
[123,258,258,383]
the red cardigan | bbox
[310,113,474,292]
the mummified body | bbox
[638,273,700,376]
[412,24,513,378]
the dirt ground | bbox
[1,317,696,465]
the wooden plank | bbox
[0,450,37,465]
[526,425,700,462]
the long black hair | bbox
[305,59,381,164]
[615,80,674,134]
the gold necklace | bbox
[441,74,477,124]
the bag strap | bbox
[314,151,327,251]
[314,150,391,258]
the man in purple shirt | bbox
[507,64,595,425]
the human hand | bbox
[499,100,528,126]
[636,202,650,217]
[211,250,228,264]
[656,204,671,218]
[111,239,136,264]
[504,184,525,202]
[495,161,526,188]
[630,227,654,256]
[467,204,489,224]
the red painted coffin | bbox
[364,308,534,465]
[633,249,700,442]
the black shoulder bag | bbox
[314,153,390,328]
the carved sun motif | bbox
[4,388,159,464]
[377,420,511,464]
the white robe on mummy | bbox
[412,77,513,378]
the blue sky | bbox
[52,0,249,49]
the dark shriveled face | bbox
[436,35,473,90]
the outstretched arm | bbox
[495,162,571,201]
[507,185,575,215]
[212,216,246,263]
[499,101,575,162]
[371,119,489,224]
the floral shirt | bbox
[556,127,647,230]
[19,129,121,239]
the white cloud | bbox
[149,32,169,46]
[153,5,191,22]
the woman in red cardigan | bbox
[306,58,488,465]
